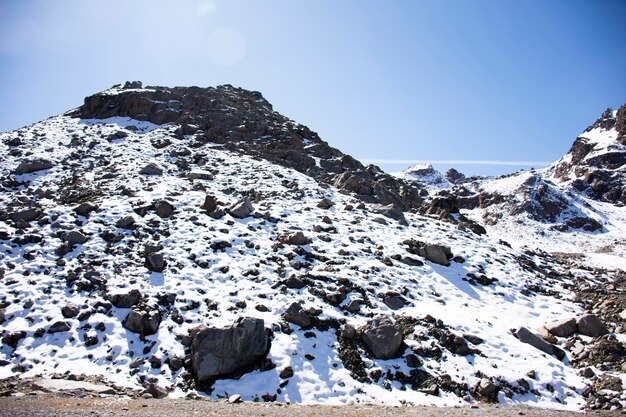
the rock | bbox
[190,317,268,382]
[577,314,610,337]
[545,318,577,338]
[74,202,98,216]
[48,321,71,334]
[61,304,80,318]
[154,200,174,218]
[167,356,185,371]
[10,208,42,224]
[279,366,294,379]
[115,216,135,229]
[283,276,306,289]
[340,324,357,339]
[345,298,363,312]
[146,252,165,272]
[139,163,163,175]
[0,309,4,324]
[406,353,422,368]
[371,204,407,225]
[619,309,626,321]
[65,230,88,245]
[536,326,558,344]
[200,195,218,212]
[228,198,254,219]
[420,384,440,396]
[383,295,405,310]
[123,306,161,335]
[278,231,311,245]
[514,327,557,356]
[145,383,167,399]
[418,244,452,266]
[2,331,26,348]
[283,302,311,328]
[476,378,499,400]
[360,316,403,359]
[317,198,335,209]
[109,289,142,308]
[228,394,242,404]
[439,331,471,355]
[15,158,53,174]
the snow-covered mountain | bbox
[399,105,626,269]
[0,83,624,411]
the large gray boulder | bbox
[418,244,452,266]
[577,314,609,337]
[545,317,577,338]
[282,302,311,328]
[190,317,269,382]
[15,158,53,175]
[514,327,555,355]
[228,198,254,219]
[123,306,161,335]
[360,316,403,359]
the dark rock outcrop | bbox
[360,316,403,359]
[190,317,269,382]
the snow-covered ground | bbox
[0,115,600,409]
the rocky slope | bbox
[0,84,624,411]
[401,105,626,264]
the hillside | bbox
[0,84,624,411]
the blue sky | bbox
[1,0,625,176]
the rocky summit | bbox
[0,83,625,412]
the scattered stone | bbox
[154,200,174,218]
[360,316,403,359]
[406,353,422,368]
[146,252,165,272]
[228,394,242,404]
[283,302,311,328]
[514,327,559,357]
[139,163,163,175]
[61,304,80,318]
[14,158,53,174]
[74,202,98,216]
[65,230,88,245]
[10,208,42,224]
[577,314,610,338]
[228,198,254,219]
[146,383,168,399]
[123,305,162,335]
[2,331,26,348]
[536,326,558,344]
[383,294,406,310]
[317,198,335,209]
[545,317,577,338]
[340,324,357,339]
[279,366,294,379]
[48,321,71,334]
[200,195,218,212]
[115,216,135,229]
[371,203,407,225]
[278,231,311,245]
[283,276,306,289]
[419,244,452,266]
[190,317,269,382]
[109,289,142,308]
[476,378,499,401]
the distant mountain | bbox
[0,83,624,411]
[398,105,626,263]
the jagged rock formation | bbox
[69,81,422,212]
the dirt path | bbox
[0,395,616,417]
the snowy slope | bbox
[0,113,599,410]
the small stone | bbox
[48,321,71,334]
[61,304,80,318]
[139,163,163,175]
[545,317,577,338]
[154,200,174,218]
[283,302,311,328]
[15,158,53,175]
[228,394,242,404]
[577,314,610,337]
[278,231,311,245]
[228,198,254,219]
[279,366,294,379]
[73,202,98,217]
[65,230,88,245]
[317,198,335,209]
[115,216,135,229]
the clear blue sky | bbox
[1,0,625,176]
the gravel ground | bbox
[0,395,618,417]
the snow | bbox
[0,115,604,410]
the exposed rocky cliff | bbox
[69,81,421,211]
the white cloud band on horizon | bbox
[361,159,551,166]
